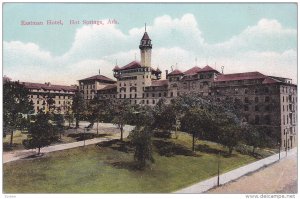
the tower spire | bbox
[145,23,146,32]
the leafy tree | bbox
[88,97,112,134]
[65,102,74,128]
[180,108,213,151]
[112,100,133,141]
[129,127,154,169]
[3,81,34,147]
[53,114,65,139]
[152,99,176,134]
[71,91,85,128]
[23,112,58,155]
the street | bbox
[207,150,297,194]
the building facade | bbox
[91,29,297,149]
[22,82,77,114]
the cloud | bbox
[3,14,297,85]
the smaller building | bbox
[78,75,116,101]
[22,82,77,114]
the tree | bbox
[23,112,58,155]
[180,108,213,151]
[53,114,65,139]
[112,100,132,141]
[71,91,85,128]
[88,97,112,134]
[65,102,74,128]
[3,81,34,147]
[129,127,154,169]
[152,99,176,134]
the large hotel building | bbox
[8,29,297,149]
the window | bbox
[255,89,258,94]
[170,92,173,97]
[135,94,137,98]
[283,96,284,102]
[265,87,269,93]
[164,92,167,97]
[283,115,285,125]
[265,115,271,125]
[119,94,121,98]
[142,93,144,98]
[146,93,149,97]
[265,105,270,111]
[235,88,238,94]
[124,94,126,99]
[244,97,249,103]
[244,105,249,111]
[130,94,132,98]
[159,93,161,97]
[265,96,270,102]
[152,93,155,97]
[152,100,155,104]
[255,97,259,103]
[245,89,248,94]
[255,115,260,124]
[37,100,39,104]
[255,105,259,112]
[146,100,149,104]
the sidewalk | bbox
[3,123,134,164]
[175,147,297,193]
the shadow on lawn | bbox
[196,144,237,158]
[152,139,198,157]
[96,139,134,153]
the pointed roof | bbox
[79,75,116,83]
[198,65,220,73]
[141,32,151,40]
[167,69,184,76]
[118,61,142,70]
[113,65,120,70]
[184,66,202,75]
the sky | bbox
[3,3,298,85]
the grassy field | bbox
[3,132,260,193]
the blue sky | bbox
[3,3,297,84]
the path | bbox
[207,150,297,193]
[3,123,134,164]
[175,148,297,193]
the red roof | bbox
[167,69,184,76]
[141,32,151,40]
[97,84,117,91]
[198,65,219,73]
[151,80,169,87]
[79,75,116,83]
[262,77,281,84]
[117,61,141,71]
[22,82,77,92]
[184,66,202,75]
[215,72,266,82]
[113,65,120,70]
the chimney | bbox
[165,70,168,77]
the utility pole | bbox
[217,151,220,186]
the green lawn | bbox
[4,133,257,193]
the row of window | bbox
[282,95,296,103]
[244,96,270,103]
[244,105,271,112]
[80,84,95,90]
[244,115,271,125]
[30,95,71,99]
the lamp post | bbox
[278,141,281,160]
[217,151,220,186]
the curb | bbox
[174,148,297,193]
